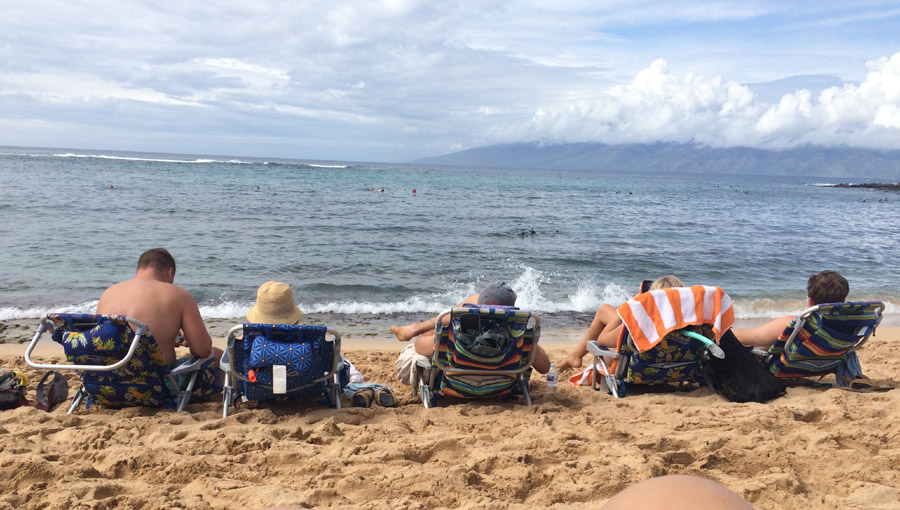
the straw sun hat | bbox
[246,281,304,324]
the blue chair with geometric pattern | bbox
[220,323,343,417]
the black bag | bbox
[701,330,786,403]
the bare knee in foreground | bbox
[601,475,756,510]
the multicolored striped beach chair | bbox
[416,304,540,408]
[764,301,884,380]
[25,313,214,413]
[220,323,343,417]
[584,286,734,398]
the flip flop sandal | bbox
[36,371,69,412]
[839,374,892,393]
[375,387,395,407]
[846,376,892,393]
[351,388,374,408]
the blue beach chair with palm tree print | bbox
[25,313,215,413]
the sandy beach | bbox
[1,319,899,509]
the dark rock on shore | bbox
[833,182,900,191]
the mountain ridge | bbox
[413,142,900,179]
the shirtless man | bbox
[96,248,213,366]
[732,270,849,349]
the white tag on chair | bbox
[273,365,287,394]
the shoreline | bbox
[4,314,900,347]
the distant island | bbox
[833,182,900,191]
[413,142,900,179]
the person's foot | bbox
[390,325,411,342]
[557,353,584,371]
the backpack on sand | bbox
[701,331,786,403]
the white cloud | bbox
[504,52,900,150]
[1,2,900,160]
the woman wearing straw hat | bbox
[247,281,394,407]
[247,281,306,326]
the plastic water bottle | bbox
[546,363,558,391]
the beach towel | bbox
[397,343,429,388]
[617,285,734,352]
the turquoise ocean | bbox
[1,146,898,329]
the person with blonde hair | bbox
[558,275,685,370]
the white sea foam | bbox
[4,297,898,322]
[0,300,98,321]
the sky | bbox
[1,1,899,162]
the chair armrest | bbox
[171,354,215,376]
[586,340,621,358]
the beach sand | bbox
[1,319,899,509]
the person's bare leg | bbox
[391,318,435,342]
[391,293,480,341]
[732,315,794,349]
[558,304,619,370]
[414,331,436,357]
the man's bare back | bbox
[97,254,212,366]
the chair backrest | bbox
[768,301,884,378]
[622,324,715,385]
[433,305,539,399]
[230,323,340,401]
[48,313,173,407]
[614,286,734,386]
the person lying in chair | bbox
[732,270,849,349]
[558,275,685,371]
[392,281,551,383]
[96,248,222,394]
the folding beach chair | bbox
[761,301,884,382]
[220,323,343,417]
[25,313,214,413]
[584,286,734,398]
[416,304,541,408]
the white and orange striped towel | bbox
[617,285,734,352]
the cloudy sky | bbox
[1,1,899,162]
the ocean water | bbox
[1,146,898,325]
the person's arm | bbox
[178,290,212,358]
[732,315,794,349]
[532,346,551,374]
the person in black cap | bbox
[391,281,550,375]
